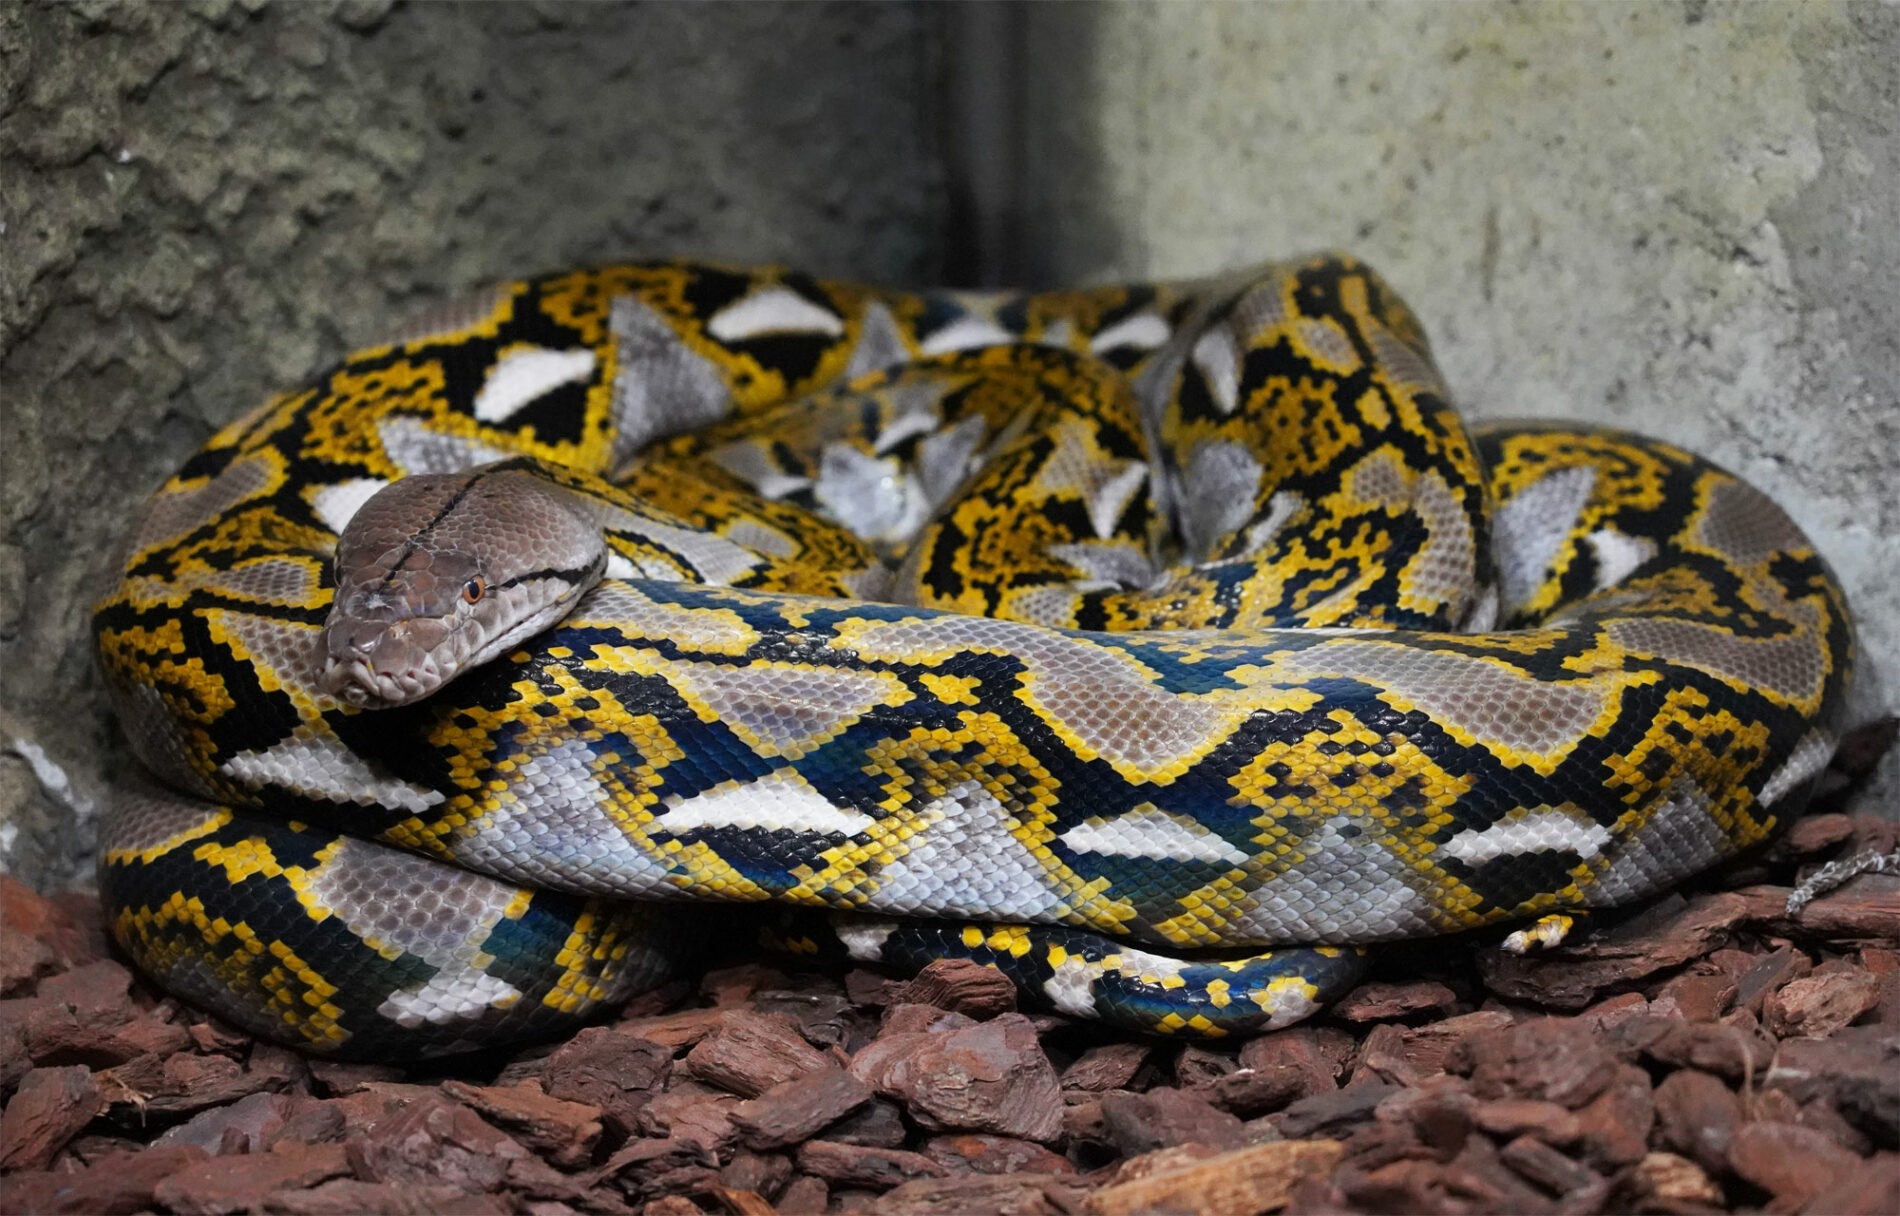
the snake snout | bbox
[318,615,453,708]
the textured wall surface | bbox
[1017,0,1898,799]
[6,0,1894,891]
[0,0,944,887]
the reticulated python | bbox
[93,254,1854,1058]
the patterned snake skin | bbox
[93,254,1855,1058]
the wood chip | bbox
[850,1013,1062,1142]
[0,1063,103,1170]
[683,1011,835,1098]
[794,1139,946,1189]
[1765,966,1882,1038]
[732,1067,873,1150]
[1085,1138,1344,1216]
[889,959,1018,1020]
[7,771,1896,1216]
[441,1078,604,1169]
[1726,1120,1862,1210]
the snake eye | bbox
[462,577,486,604]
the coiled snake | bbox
[94,254,1854,1058]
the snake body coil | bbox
[94,255,1854,1057]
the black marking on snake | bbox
[492,559,602,593]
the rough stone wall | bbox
[1017,0,1898,801]
[0,0,943,887]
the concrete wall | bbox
[0,0,945,887]
[4,0,1893,889]
[1016,0,1898,798]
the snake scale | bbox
[93,254,1854,1058]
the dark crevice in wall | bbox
[938,1,1024,289]
[939,3,1121,290]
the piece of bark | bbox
[1200,1064,1308,1118]
[1084,1138,1344,1216]
[26,1009,195,1070]
[1470,1098,1582,1147]
[1571,1063,1654,1170]
[1099,1087,1247,1155]
[0,931,58,1000]
[817,1096,909,1148]
[1337,1144,1544,1216]
[596,1135,719,1201]
[1727,1121,1862,1211]
[1476,893,1751,1009]
[1272,1082,1400,1140]
[1373,1078,1476,1159]
[441,1078,604,1169]
[346,1092,530,1190]
[1349,1022,1420,1087]
[777,1174,829,1214]
[615,1007,736,1051]
[719,1148,793,1200]
[795,1139,947,1189]
[1171,1044,1239,1088]
[34,960,137,1024]
[1578,991,1652,1030]
[732,1067,873,1150]
[683,1011,835,1098]
[187,1018,253,1058]
[890,959,1017,1021]
[703,1185,776,1216]
[1628,1151,1724,1208]
[636,1083,743,1155]
[877,1003,975,1037]
[1237,1024,1352,1099]
[154,1091,297,1154]
[1651,1068,1742,1175]
[0,1064,103,1170]
[538,1026,672,1137]
[1447,1018,1621,1109]
[1330,979,1461,1023]
[1612,1012,1777,1082]
[0,1144,208,1214]
[849,1013,1063,1142]
[1766,967,1882,1038]
[1059,1042,1151,1093]
[1733,881,1900,941]
[1378,1010,1515,1083]
[1498,1133,1603,1198]
[1733,944,1814,1017]
[876,1173,1076,1215]
[97,1044,302,1117]
[152,1142,352,1216]
[845,968,902,1009]
[262,1178,510,1215]
[1649,970,1738,1023]
[1763,1027,1900,1147]
[922,1132,1076,1176]
[752,989,857,1050]
[1799,1152,1900,1216]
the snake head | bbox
[318,462,608,709]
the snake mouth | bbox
[317,615,457,709]
[319,653,449,709]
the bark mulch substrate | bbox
[3,720,1896,1216]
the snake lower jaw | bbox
[318,655,447,710]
